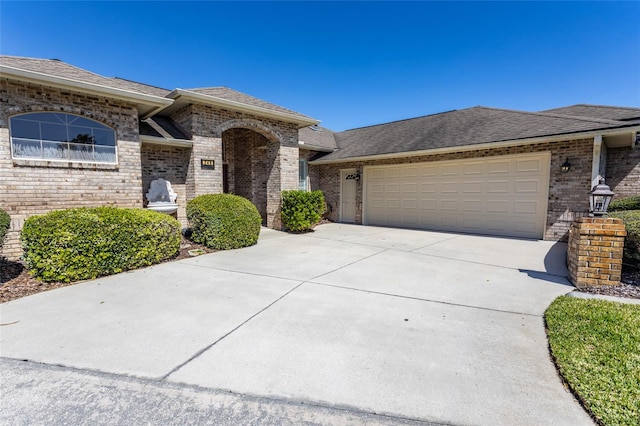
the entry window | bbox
[299,159,309,191]
[9,112,117,164]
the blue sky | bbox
[2,1,639,131]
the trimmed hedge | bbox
[187,194,261,250]
[281,190,325,232]
[608,195,640,212]
[0,208,10,249]
[21,207,181,282]
[609,210,640,268]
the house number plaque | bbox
[200,159,215,170]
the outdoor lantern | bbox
[589,179,615,216]
[561,158,571,173]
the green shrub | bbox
[187,194,261,250]
[609,195,640,212]
[0,208,10,248]
[21,207,181,282]
[281,190,325,232]
[609,210,640,268]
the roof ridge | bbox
[1,55,114,81]
[112,76,170,92]
[476,105,626,125]
[546,103,640,112]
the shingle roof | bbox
[0,56,170,97]
[541,104,640,122]
[185,87,315,121]
[298,125,337,151]
[317,106,639,162]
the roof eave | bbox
[140,135,193,148]
[1,65,173,117]
[298,141,335,152]
[310,125,640,165]
[167,89,320,128]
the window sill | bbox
[12,158,119,170]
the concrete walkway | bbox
[0,224,593,425]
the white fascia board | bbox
[309,126,640,165]
[298,141,335,152]
[140,135,193,148]
[168,89,320,128]
[1,66,173,109]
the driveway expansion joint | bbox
[159,281,305,380]
[307,281,544,318]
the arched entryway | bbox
[222,127,273,223]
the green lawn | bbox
[545,296,640,425]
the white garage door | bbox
[364,153,550,239]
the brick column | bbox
[567,217,627,287]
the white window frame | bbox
[9,112,118,165]
[299,158,309,191]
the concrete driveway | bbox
[0,224,592,425]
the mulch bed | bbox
[0,237,213,303]
[2,236,639,303]
[576,266,640,299]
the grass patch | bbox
[545,296,640,425]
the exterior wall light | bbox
[589,179,615,217]
[561,158,571,173]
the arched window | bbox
[9,112,117,163]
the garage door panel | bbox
[371,198,384,208]
[486,200,509,213]
[442,164,460,176]
[386,199,400,208]
[386,183,400,193]
[487,180,510,193]
[365,153,549,239]
[371,184,384,193]
[464,163,484,175]
[403,183,417,193]
[402,167,418,177]
[441,182,458,193]
[463,200,483,212]
[421,199,437,210]
[464,181,483,193]
[403,199,418,209]
[514,200,539,214]
[440,200,458,211]
[422,183,437,193]
[516,158,542,173]
[487,161,510,174]
[515,179,540,193]
[371,169,385,180]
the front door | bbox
[340,169,357,223]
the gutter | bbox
[310,125,640,165]
[167,89,320,128]
[140,135,193,148]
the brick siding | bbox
[606,146,640,198]
[141,143,190,226]
[567,217,626,286]
[0,79,142,260]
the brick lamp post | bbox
[567,180,626,287]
